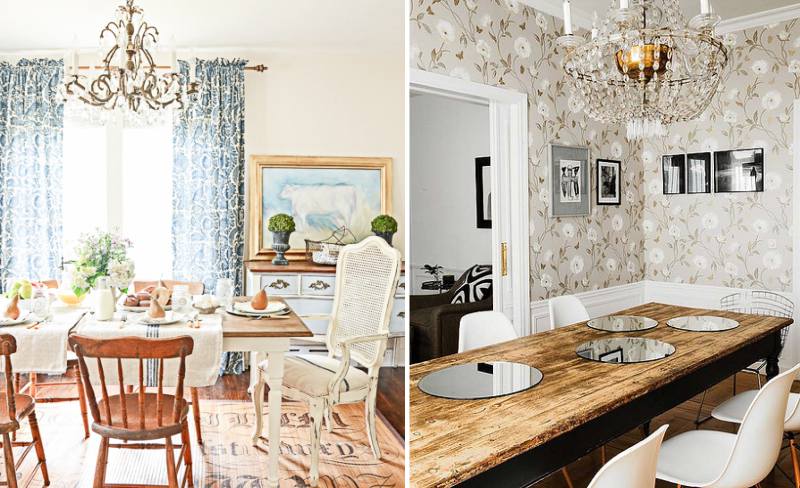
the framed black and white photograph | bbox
[662,154,686,195]
[687,152,712,194]
[550,144,590,217]
[714,148,764,193]
[475,156,491,229]
[596,159,621,206]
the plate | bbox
[587,315,658,332]
[0,311,31,327]
[418,362,543,400]
[667,316,739,332]
[576,337,676,364]
[120,303,172,312]
[233,301,288,315]
[138,311,182,326]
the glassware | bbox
[215,278,233,308]
[30,286,50,319]
[171,285,191,314]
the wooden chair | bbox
[131,280,205,445]
[254,236,401,486]
[0,334,49,487]
[69,335,194,488]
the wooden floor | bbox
[533,372,800,487]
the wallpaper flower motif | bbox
[642,20,798,291]
[410,0,645,300]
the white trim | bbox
[718,4,800,34]
[410,68,531,337]
[530,282,645,333]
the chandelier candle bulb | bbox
[621,0,629,9]
[701,0,710,15]
[563,0,572,35]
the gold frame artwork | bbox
[248,155,392,261]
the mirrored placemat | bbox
[667,315,739,332]
[576,337,676,364]
[587,315,658,333]
[417,362,543,400]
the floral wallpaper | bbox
[410,0,646,300]
[642,20,798,291]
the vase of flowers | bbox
[371,214,398,246]
[71,231,136,300]
[268,214,296,265]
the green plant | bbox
[268,213,296,233]
[371,214,398,233]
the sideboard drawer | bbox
[301,275,336,297]
[260,274,299,295]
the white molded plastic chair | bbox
[253,236,401,486]
[657,363,800,488]
[458,311,517,353]
[549,295,590,330]
[588,425,669,488]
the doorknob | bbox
[501,242,508,277]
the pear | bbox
[4,295,19,320]
[148,298,166,319]
[251,289,268,310]
[152,285,171,307]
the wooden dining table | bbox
[409,302,793,488]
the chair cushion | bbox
[260,354,370,397]
[656,430,735,486]
[450,265,492,305]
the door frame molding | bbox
[410,69,531,336]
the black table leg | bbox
[766,331,782,381]
[640,421,651,437]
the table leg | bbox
[265,351,285,488]
[767,331,782,381]
[248,351,261,395]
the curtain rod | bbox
[75,64,268,72]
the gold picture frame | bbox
[248,155,392,261]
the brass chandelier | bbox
[557,0,729,140]
[63,0,197,112]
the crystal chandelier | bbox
[557,0,728,140]
[63,0,197,113]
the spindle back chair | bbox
[69,335,194,488]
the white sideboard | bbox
[245,261,406,366]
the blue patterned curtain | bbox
[0,59,64,288]
[172,58,247,375]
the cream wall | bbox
[241,49,406,254]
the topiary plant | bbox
[268,213,296,233]
[371,214,398,233]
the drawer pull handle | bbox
[398,282,406,289]
[268,279,291,290]
[308,280,331,291]
[397,311,405,318]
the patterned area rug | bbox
[8,399,404,487]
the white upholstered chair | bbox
[656,363,800,488]
[587,425,668,488]
[458,311,517,353]
[549,295,590,330]
[253,236,401,486]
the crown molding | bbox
[717,3,800,34]
[520,0,594,30]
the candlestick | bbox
[621,0,629,8]
[701,0,710,14]
[563,0,573,35]
[591,11,599,39]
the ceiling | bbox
[0,0,404,53]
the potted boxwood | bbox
[371,214,398,246]
[268,213,296,265]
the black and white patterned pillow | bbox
[450,265,493,304]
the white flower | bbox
[662,267,671,278]
[763,251,783,270]
[648,179,661,195]
[726,88,739,101]
[724,261,739,276]
[606,258,618,272]
[789,60,800,74]
[543,250,553,262]
[612,214,624,232]
[649,248,665,264]
[768,239,778,249]
[436,20,456,42]
[668,224,680,238]
[762,90,783,110]
[587,227,599,242]
[570,255,585,274]
[751,60,769,75]
[778,31,791,41]
[539,79,550,91]
[693,255,708,270]
[752,219,769,234]
[587,129,597,141]
[449,67,471,81]
[532,242,542,253]
[537,100,550,117]
[503,0,520,13]
[643,219,655,234]
[540,273,553,289]
[765,172,782,190]
[514,37,531,58]
[535,12,548,30]
[465,0,477,9]
[627,261,637,273]
[476,39,492,58]
[625,190,635,204]
[611,141,623,159]
[701,212,719,229]
[568,94,584,113]
[539,187,549,203]
[642,150,655,165]
[562,222,576,239]
[723,110,737,124]
[723,32,738,47]
[480,14,492,27]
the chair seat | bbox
[0,393,34,432]
[656,430,735,486]
[260,354,369,397]
[93,393,188,440]
[712,390,800,430]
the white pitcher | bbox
[94,276,116,321]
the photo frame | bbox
[714,148,764,193]
[686,152,712,194]
[596,159,621,206]
[247,155,392,261]
[662,154,686,195]
[550,144,590,217]
[475,157,491,229]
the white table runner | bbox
[74,312,223,388]
[0,310,86,374]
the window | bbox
[62,111,173,280]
